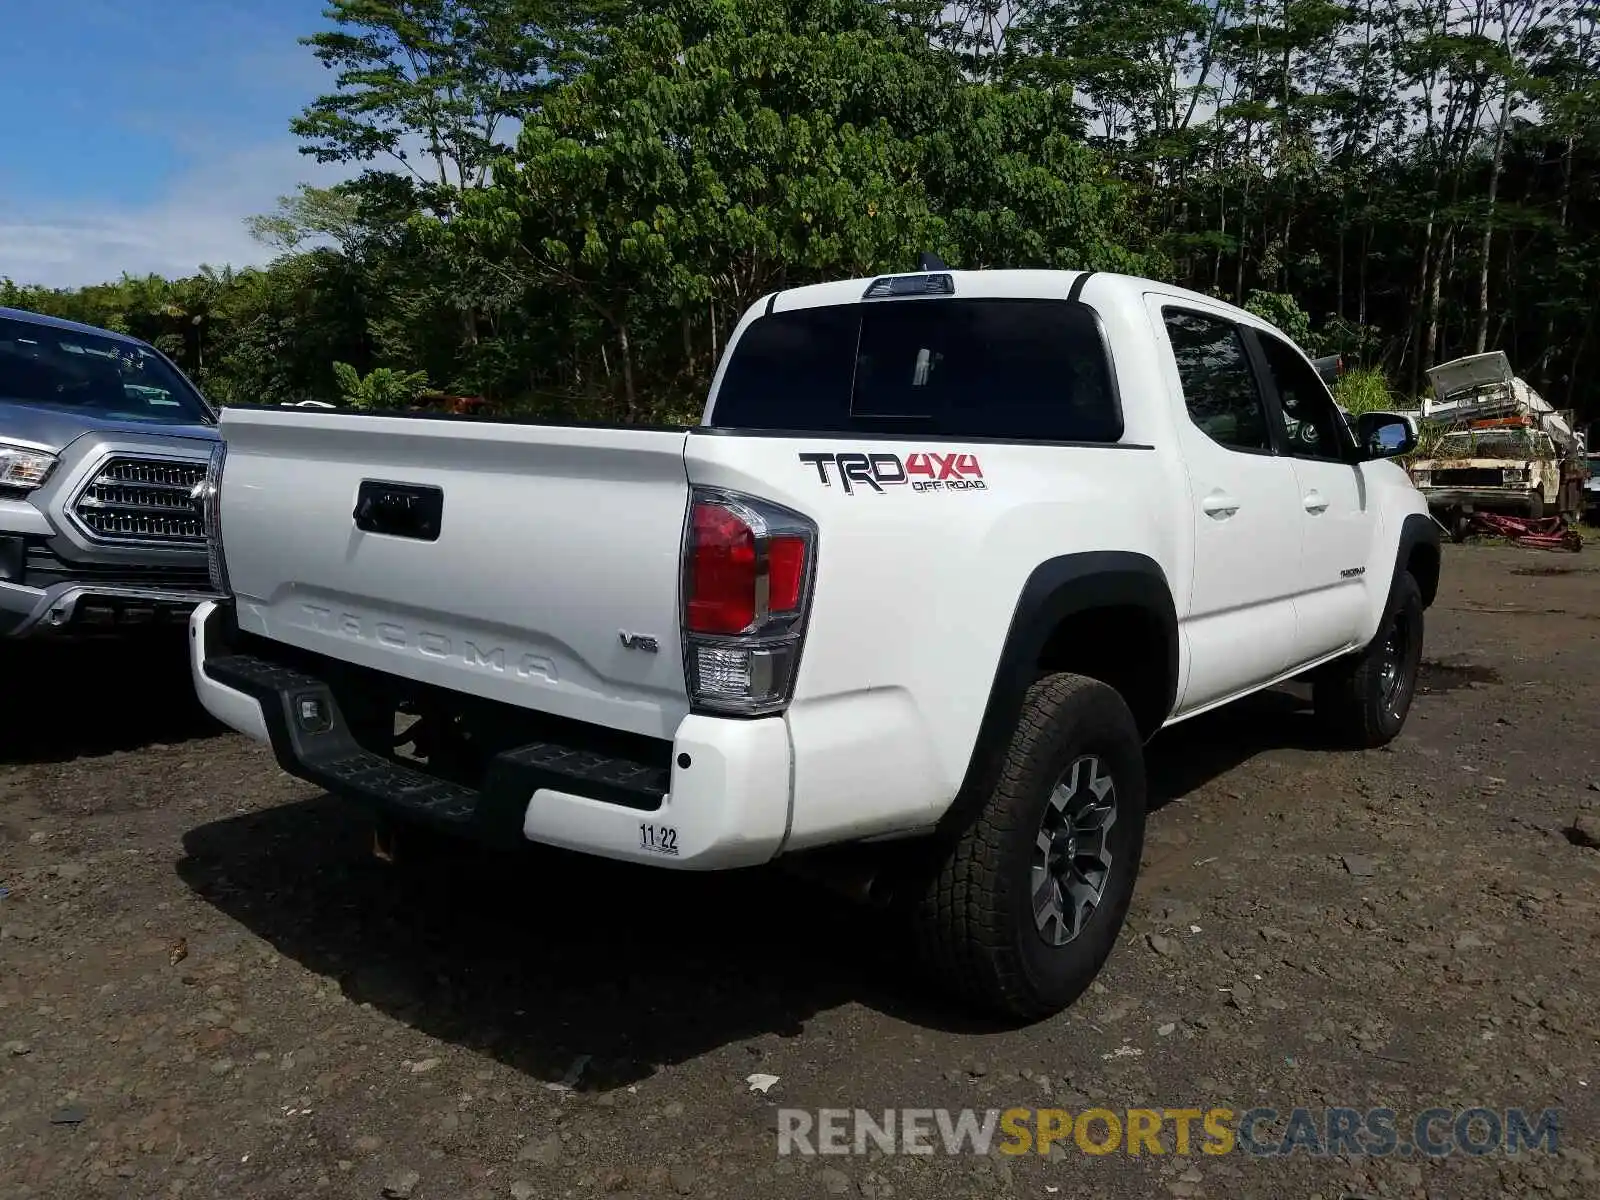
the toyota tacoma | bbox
[189,267,1440,1019]
[1,307,218,638]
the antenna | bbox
[917,252,950,271]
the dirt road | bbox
[3,544,1598,1199]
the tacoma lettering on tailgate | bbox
[298,604,559,682]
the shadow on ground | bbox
[1,633,223,765]
[175,683,1352,1088]
[178,805,906,1089]
[1144,684,1334,810]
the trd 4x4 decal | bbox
[798,451,987,495]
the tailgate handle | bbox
[353,480,444,542]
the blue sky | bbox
[0,0,347,287]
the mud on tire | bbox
[909,673,1147,1021]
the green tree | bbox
[447,0,1142,417]
[246,184,368,253]
[333,360,431,407]
[291,0,598,197]
[7,0,1600,433]
[1245,289,1314,347]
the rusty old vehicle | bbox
[1407,352,1586,538]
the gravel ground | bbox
[2,542,1598,1200]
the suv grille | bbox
[73,456,207,543]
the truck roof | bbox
[766,269,1267,325]
[0,305,148,346]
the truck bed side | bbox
[683,428,1183,848]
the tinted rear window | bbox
[710,298,1121,442]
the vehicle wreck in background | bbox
[1407,352,1588,541]
[0,308,218,638]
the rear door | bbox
[217,408,693,739]
[1149,301,1304,713]
[1247,327,1374,658]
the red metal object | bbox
[410,392,489,416]
[1470,511,1584,551]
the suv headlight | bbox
[0,443,58,491]
[1502,466,1529,484]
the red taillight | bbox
[685,500,812,634]
[767,535,806,613]
[687,501,758,634]
[682,489,816,715]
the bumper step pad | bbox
[204,650,669,846]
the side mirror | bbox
[1356,412,1418,460]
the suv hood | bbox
[0,398,218,451]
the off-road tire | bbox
[910,673,1147,1022]
[1528,491,1546,520]
[1313,571,1425,748]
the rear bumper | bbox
[188,601,792,869]
[1,578,216,638]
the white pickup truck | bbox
[189,268,1440,1020]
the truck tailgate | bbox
[217,408,692,739]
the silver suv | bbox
[0,307,219,637]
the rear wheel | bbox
[1313,572,1425,748]
[909,673,1147,1021]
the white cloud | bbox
[0,139,353,290]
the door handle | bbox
[1303,491,1329,514]
[1201,493,1241,519]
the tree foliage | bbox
[441,0,1147,415]
[291,0,599,195]
[333,360,431,407]
[4,0,1598,424]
